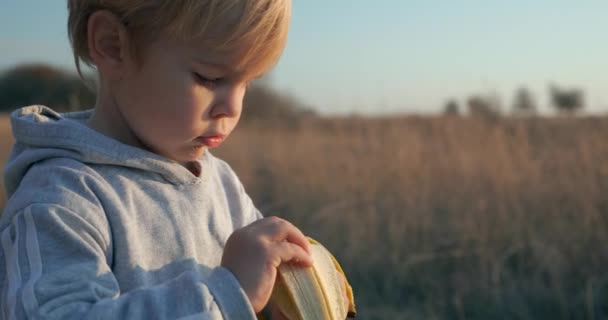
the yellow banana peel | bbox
[258,238,356,320]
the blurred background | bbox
[1,2,608,319]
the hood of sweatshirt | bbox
[3,105,206,197]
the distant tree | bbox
[0,64,316,126]
[0,64,95,113]
[443,99,459,116]
[549,84,584,115]
[467,94,501,119]
[511,87,537,116]
[242,83,316,125]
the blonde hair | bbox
[67,0,291,80]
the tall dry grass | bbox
[1,114,607,318]
[215,115,608,319]
[0,115,12,209]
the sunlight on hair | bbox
[67,0,291,82]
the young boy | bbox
[0,1,314,319]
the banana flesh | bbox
[258,238,356,319]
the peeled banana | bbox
[258,238,356,320]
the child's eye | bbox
[193,73,222,87]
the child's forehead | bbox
[147,29,275,80]
[186,41,265,79]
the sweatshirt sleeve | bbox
[0,203,256,320]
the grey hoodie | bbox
[0,105,262,319]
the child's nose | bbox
[210,85,244,119]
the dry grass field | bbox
[1,114,607,319]
[216,116,608,319]
[0,115,12,209]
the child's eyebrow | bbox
[192,60,232,73]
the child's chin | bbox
[185,146,208,160]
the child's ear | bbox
[87,10,131,80]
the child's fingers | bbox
[284,229,312,256]
[262,216,312,254]
[273,240,314,267]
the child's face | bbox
[112,35,254,164]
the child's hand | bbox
[221,216,313,312]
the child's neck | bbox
[87,95,147,151]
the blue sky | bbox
[1,1,606,115]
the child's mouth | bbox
[195,134,225,148]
